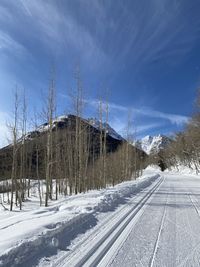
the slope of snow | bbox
[0,167,160,266]
[88,118,124,140]
[36,115,69,133]
[135,134,170,155]
[24,115,124,142]
[166,163,200,176]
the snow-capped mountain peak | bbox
[24,115,124,142]
[87,118,124,141]
[135,134,170,155]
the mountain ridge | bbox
[135,134,171,155]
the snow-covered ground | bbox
[1,166,200,267]
[168,164,200,175]
[0,167,160,267]
[109,170,200,267]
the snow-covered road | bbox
[1,170,200,267]
[109,173,200,267]
[55,173,200,267]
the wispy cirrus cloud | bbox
[5,0,109,68]
[3,0,199,74]
[0,30,27,57]
[66,96,189,137]
[99,0,200,73]
[0,0,198,144]
[132,107,189,126]
[86,98,189,125]
[1,0,199,77]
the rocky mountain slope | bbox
[135,134,171,155]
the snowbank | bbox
[165,164,200,176]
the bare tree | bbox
[9,89,20,211]
[44,71,56,207]
[18,90,28,209]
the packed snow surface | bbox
[0,167,159,266]
[1,166,200,266]
[108,170,200,267]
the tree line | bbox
[152,90,200,173]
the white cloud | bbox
[1,0,199,75]
[106,0,200,71]
[0,111,11,148]
[19,0,32,17]
[133,108,189,126]
[10,1,108,68]
[86,98,189,125]
[81,97,189,139]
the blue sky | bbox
[0,0,200,147]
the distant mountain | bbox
[24,116,124,142]
[0,114,146,179]
[135,134,171,155]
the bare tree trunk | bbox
[36,148,42,206]
[98,97,103,188]
[44,70,56,207]
[19,91,27,210]
[10,90,19,211]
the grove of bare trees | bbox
[156,89,200,174]
[0,72,146,210]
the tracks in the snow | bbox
[188,193,200,218]
[54,175,164,267]
[149,192,169,267]
[175,191,200,267]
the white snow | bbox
[135,134,170,154]
[167,164,200,175]
[1,165,200,267]
[26,115,124,142]
[109,170,200,267]
[0,167,160,266]
[88,118,124,140]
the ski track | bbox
[109,174,200,267]
[49,176,164,267]
[2,172,200,266]
[0,171,160,267]
[108,177,169,267]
